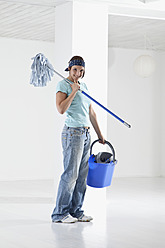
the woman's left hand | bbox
[98,134,105,144]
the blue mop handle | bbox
[81,90,131,128]
[48,66,131,128]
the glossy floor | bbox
[0,178,164,248]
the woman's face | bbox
[69,65,85,82]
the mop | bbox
[30,53,131,128]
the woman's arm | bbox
[89,104,105,144]
[56,81,80,114]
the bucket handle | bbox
[90,139,116,162]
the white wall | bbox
[108,47,162,177]
[160,52,165,176]
[0,37,64,181]
[1,34,164,182]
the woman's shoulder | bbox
[56,79,70,94]
[80,81,88,91]
[57,79,69,86]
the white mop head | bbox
[30,53,54,87]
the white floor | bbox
[0,178,164,248]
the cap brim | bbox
[65,67,69,71]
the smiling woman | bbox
[65,55,85,78]
[51,55,105,224]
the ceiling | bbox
[108,15,165,51]
[0,0,165,50]
[0,0,56,42]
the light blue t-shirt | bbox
[56,79,91,127]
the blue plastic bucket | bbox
[87,139,117,188]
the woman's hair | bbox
[68,55,85,78]
[69,55,84,62]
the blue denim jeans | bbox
[51,125,91,222]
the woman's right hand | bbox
[70,80,80,92]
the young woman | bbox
[51,56,105,223]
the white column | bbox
[55,1,108,220]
